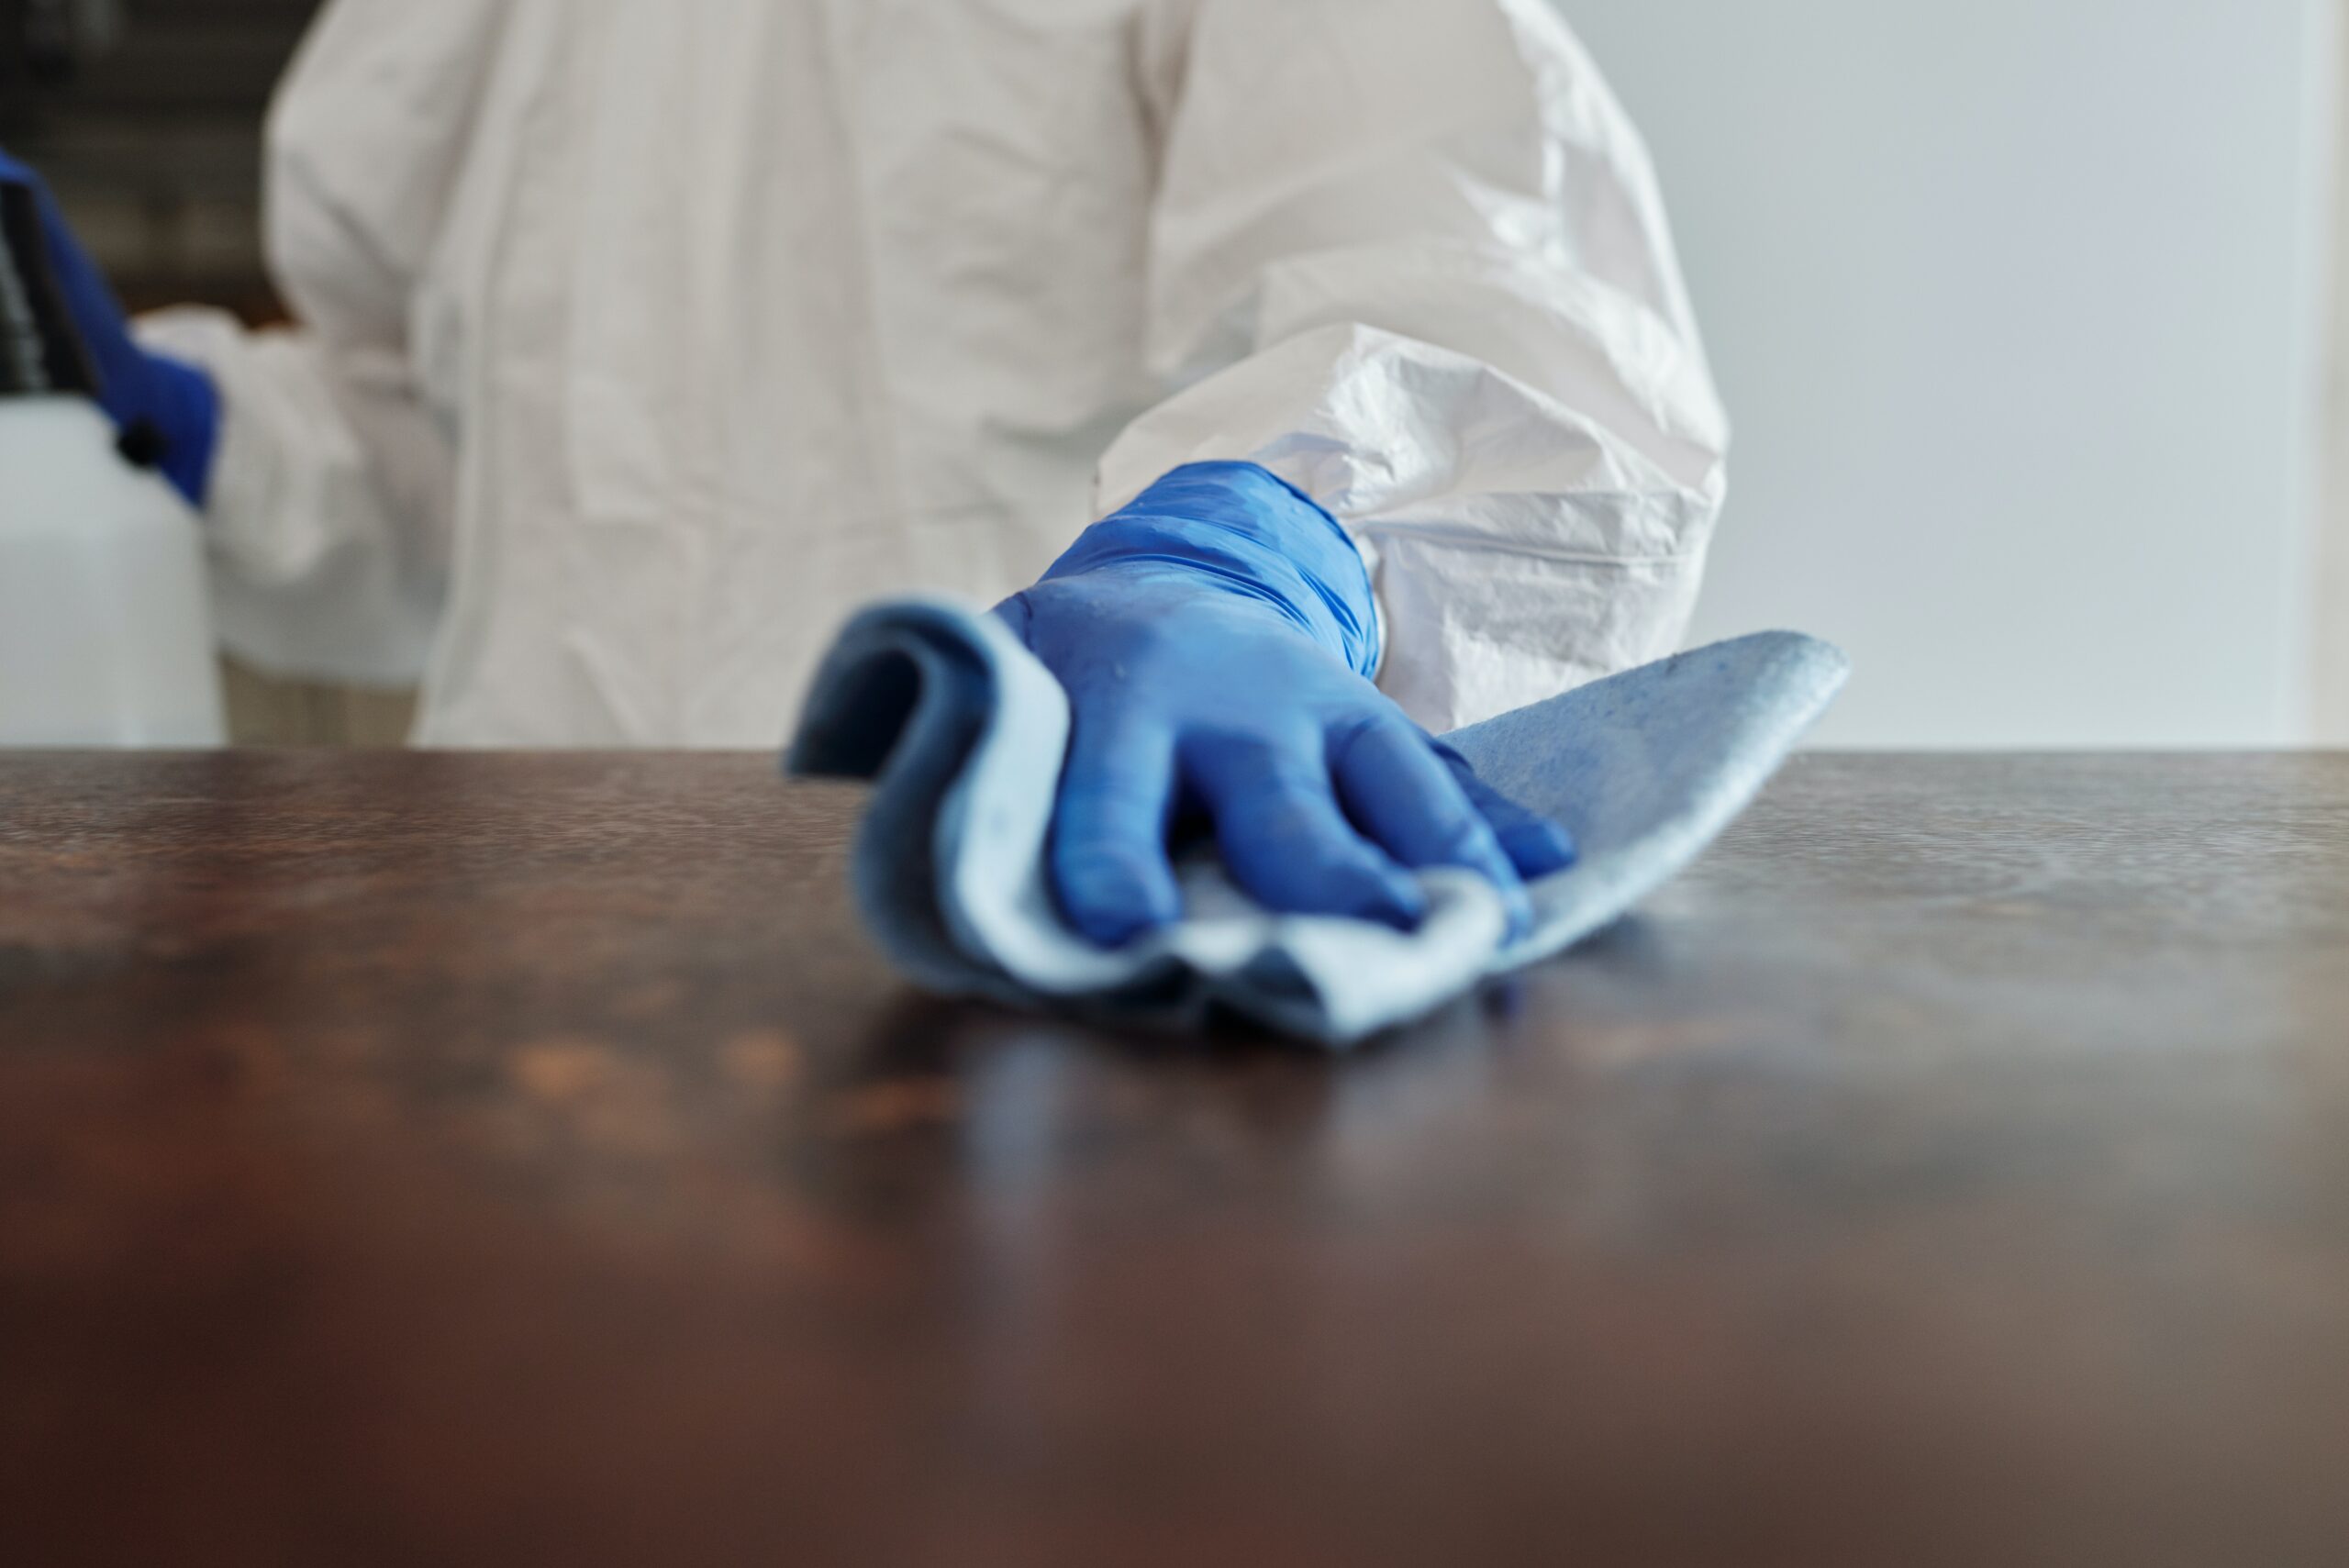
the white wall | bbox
[1560,0,2334,748]
[2321,5,2349,743]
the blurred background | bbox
[3,0,2343,748]
[2,0,406,744]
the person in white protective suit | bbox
[12,0,1727,943]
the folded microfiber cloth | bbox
[788,599,1849,1045]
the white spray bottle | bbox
[0,180,226,748]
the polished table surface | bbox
[3,752,2347,1567]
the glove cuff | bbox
[1042,462,1381,678]
[106,348,220,510]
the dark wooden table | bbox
[4,752,2347,1567]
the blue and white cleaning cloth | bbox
[788,600,1849,1045]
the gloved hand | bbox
[996,462,1576,947]
[0,148,219,507]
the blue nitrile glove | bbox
[0,148,219,507]
[996,462,1577,947]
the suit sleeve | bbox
[1109,0,1729,731]
[135,0,507,686]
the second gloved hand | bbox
[0,148,219,507]
[996,462,1576,947]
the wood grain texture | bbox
[3,752,2347,1567]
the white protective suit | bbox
[139,0,1727,748]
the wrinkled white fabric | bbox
[138,0,1725,746]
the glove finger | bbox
[1186,736,1427,930]
[1330,717,1534,936]
[1432,744,1578,880]
[1050,710,1183,947]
